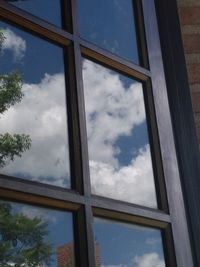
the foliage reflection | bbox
[0,22,71,188]
[0,29,31,169]
[0,201,75,267]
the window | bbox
[0,1,194,267]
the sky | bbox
[82,59,157,208]
[9,0,140,65]
[0,21,71,188]
[7,0,62,28]
[94,217,166,267]
[0,200,74,267]
[0,200,166,267]
[78,0,140,64]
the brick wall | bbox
[177,0,200,143]
[57,243,75,267]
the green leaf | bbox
[0,71,23,114]
[0,133,31,168]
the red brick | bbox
[182,34,200,53]
[191,92,200,112]
[187,64,200,83]
[179,7,200,25]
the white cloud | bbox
[90,145,156,206]
[20,205,57,223]
[1,73,70,187]
[82,59,157,207]
[100,253,165,267]
[83,59,145,167]
[1,28,26,61]
[133,253,165,267]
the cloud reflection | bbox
[101,252,165,267]
[133,253,165,267]
[83,59,157,207]
[1,28,26,61]
[1,73,70,187]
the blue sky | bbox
[1,201,166,267]
[0,21,71,188]
[9,0,62,27]
[1,200,74,267]
[82,59,157,208]
[78,0,140,64]
[0,21,64,83]
[94,217,165,267]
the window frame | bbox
[0,0,195,266]
[155,0,200,266]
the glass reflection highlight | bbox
[78,0,140,64]
[6,0,62,27]
[82,59,157,208]
[0,22,71,188]
[0,200,75,267]
[94,217,166,267]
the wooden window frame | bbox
[0,0,196,266]
[155,0,200,266]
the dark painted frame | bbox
[155,0,200,266]
[0,0,196,266]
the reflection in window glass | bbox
[0,200,75,267]
[94,217,166,267]
[82,59,157,208]
[78,0,140,64]
[6,0,62,27]
[0,21,71,188]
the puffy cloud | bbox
[1,28,26,61]
[133,253,165,267]
[82,59,157,207]
[90,145,156,206]
[83,59,145,166]
[100,253,165,267]
[1,73,70,187]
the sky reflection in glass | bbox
[0,200,75,267]
[82,59,157,208]
[78,0,140,64]
[94,217,166,267]
[0,21,71,188]
[7,0,62,27]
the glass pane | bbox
[78,0,140,64]
[0,22,71,188]
[0,200,75,267]
[6,0,62,27]
[82,59,157,208]
[94,217,166,267]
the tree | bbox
[0,202,53,267]
[0,30,5,45]
[0,29,31,168]
[0,133,31,168]
[0,71,24,114]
